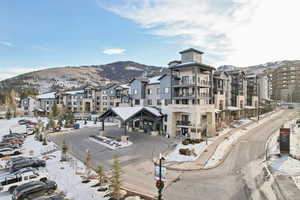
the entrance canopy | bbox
[99,106,163,123]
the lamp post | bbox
[155,154,165,200]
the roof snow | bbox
[65,90,84,95]
[119,84,130,89]
[111,106,162,121]
[148,75,163,84]
[37,92,56,99]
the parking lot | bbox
[49,126,177,170]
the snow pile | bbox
[271,155,300,176]
[231,119,252,128]
[166,141,212,162]
[205,130,247,168]
[89,135,132,150]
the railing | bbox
[173,80,196,86]
[173,93,195,98]
[176,120,192,126]
[199,80,211,87]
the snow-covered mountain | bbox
[0,61,164,93]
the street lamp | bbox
[155,154,166,200]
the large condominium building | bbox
[213,71,231,110]
[226,70,247,109]
[166,48,216,138]
[245,74,258,107]
[272,62,300,102]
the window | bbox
[103,96,107,100]
[111,90,114,94]
[110,96,114,100]
[110,102,114,106]
[147,89,152,95]
[135,99,140,105]
[165,99,170,106]
[147,99,152,105]
[134,89,138,94]
[164,88,169,94]
[103,102,107,105]
[157,99,161,105]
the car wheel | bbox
[0,154,3,158]
[8,186,17,194]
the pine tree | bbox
[96,165,107,186]
[48,118,56,132]
[61,140,68,162]
[6,108,12,119]
[109,156,123,200]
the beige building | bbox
[166,48,216,139]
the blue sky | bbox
[1,0,300,80]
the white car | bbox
[0,148,23,158]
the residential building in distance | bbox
[245,74,258,107]
[36,92,56,114]
[271,62,300,102]
[226,70,247,109]
[20,96,38,115]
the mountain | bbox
[217,60,300,74]
[0,61,165,93]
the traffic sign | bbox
[154,164,166,180]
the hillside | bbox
[0,61,164,93]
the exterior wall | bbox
[166,104,216,138]
[258,74,269,100]
[145,84,161,106]
[38,98,56,113]
[236,95,246,109]
[159,75,171,100]
[130,80,145,100]
[181,51,202,63]
[214,94,226,110]
[21,97,37,113]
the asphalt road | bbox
[163,109,298,200]
[49,126,176,170]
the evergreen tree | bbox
[48,118,56,132]
[6,108,12,119]
[109,156,123,200]
[96,165,107,186]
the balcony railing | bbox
[176,120,192,126]
[173,93,196,99]
[173,80,196,86]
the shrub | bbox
[179,148,191,156]
[182,139,190,145]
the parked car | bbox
[0,143,20,150]
[12,180,57,200]
[10,158,46,173]
[3,135,25,142]
[18,120,31,125]
[2,138,23,146]
[0,148,23,158]
[0,168,48,193]
[6,157,33,168]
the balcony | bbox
[173,80,196,87]
[173,93,196,99]
[199,80,211,87]
[176,120,192,126]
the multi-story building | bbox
[213,71,231,111]
[20,96,38,115]
[36,92,56,114]
[227,70,247,109]
[166,48,216,138]
[271,62,300,102]
[245,74,258,107]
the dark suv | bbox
[10,159,46,173]
[12,180,57,200]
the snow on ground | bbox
[271,155,300,176]
[231,118,252,128]
[0,118,108,200]
[205,129,247,168]
[89,135,133,150]
[165,141,212,162]
[76,120,118,128]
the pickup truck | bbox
[0,168,47,193]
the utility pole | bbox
[156,154,165,200]
[257,76,260,122]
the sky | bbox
[0,0,300,80]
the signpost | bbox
[279,128,290,154]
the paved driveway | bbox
[49,126,176,170]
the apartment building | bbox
[245,74,258,107]
[226,70,247,109]
[271,62,300,102]
[36,92,56,114]
[56,90,85,112]
[213,71,231,110]
[20,96,38,114]
[166,48,216,138]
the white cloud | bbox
[0,41,13,47]
[102,48,126,55]
[0,67,44,81]
[99,0,300,67]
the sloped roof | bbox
[100,106,162,122]
[37,92,56,99]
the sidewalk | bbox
[161,109,284,171]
